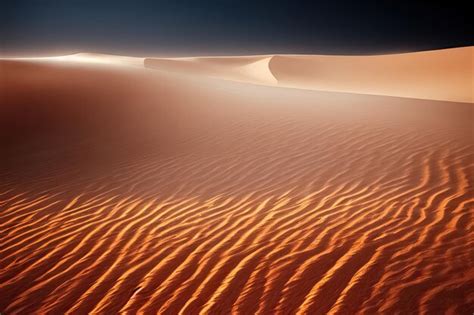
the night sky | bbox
[1,1,473,56]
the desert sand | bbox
[145,47,473,103]
[0,47,473,314]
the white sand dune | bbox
[3,53,145,67]
[145,47,473,103]
[6,47,471,102]
[145,55,277,85]
[268,47,473,103]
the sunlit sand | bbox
[0,47,473,314]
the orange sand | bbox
[0,48,473,314]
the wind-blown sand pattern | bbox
[1,47,473,314]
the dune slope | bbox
[145,55,278,85]
[146,47,473,103]
[0,52,473,314]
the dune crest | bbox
[5,47,471,102]
[145,55,277,85]
[144,47,473,103]
[71,53,145,66]
[2,53,144,67]
[234,56,278,85]
[268,47,473,103]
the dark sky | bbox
[1,0,473,56]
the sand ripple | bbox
[1,121,472,314]
[0,54,473,314]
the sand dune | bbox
[0,50,473,314]
[145,47,473,103]
[5,53,145,67]
[269,47,473,103]
[145,55,278,85]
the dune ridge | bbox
[144,46,473,103]
[3,53,145,67]
[1,49,473,313]
[4,47,472,102]
[144,55,278,85]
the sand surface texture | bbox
[1,47,473,314]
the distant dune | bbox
[146,47,473,103]
[145,55,278,85]
[0,48,473,314]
